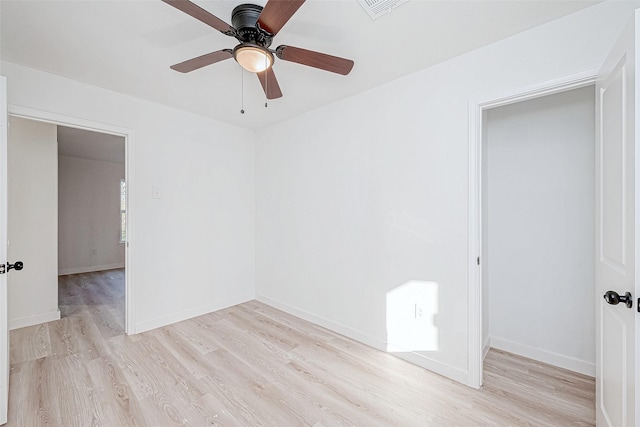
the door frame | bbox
[467,69,598,389]
[1,76,8,425]
[8,105,136,335]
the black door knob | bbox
[603,290,633,308]
[7,261,23,272]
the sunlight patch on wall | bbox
[386,280,438,352]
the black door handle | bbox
[603,290,633,308]
[7,261,23,272]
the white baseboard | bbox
[256,294,470,386]
[489,336,595,377]
[59,263,125,276]
[482,336,491,361]
[134,293,254,334]
[9,310,61,330]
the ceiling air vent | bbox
[357,0,408,20]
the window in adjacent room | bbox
[120,179,126,243]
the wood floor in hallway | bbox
[6,269,595,426]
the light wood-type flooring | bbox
[6,269,595,426]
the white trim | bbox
[124,120,136,336]
[0,76,8,425]
[135,294,254,333]
[467,69,598,389]
[7,105,137,335]
[9,310,60,330]
[479,69,599,110]
[490,336,595,377]
[635,10,640,422]
[257,294,471,386]
[467,99,483,389]
[58,263,125,276]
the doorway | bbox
[481,86,596,376]
[56,125,126,333]
[6,107,134,335]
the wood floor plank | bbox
[241,300,344,342]
[9,358,63,426]
[169,319,221,356]
[202,320,381,426]
[146,326,218,380]
[225,306,303,352]
[106,335,170,402]
[5,270,595,426]
[190,392,246,426]
[197,355,272,427]
[86,353,148,427]
[49,354,105,427]
[200,348,330,427]
[9,323,52,365]
[204,317,296,367]
[136,335,206,401]
[87,304,124,340]
[138,390,205,427]
[49,311,110,361]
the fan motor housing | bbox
[232,4,272,47]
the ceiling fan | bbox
[162,0,355,99]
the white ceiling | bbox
[1,0,599,131]
[58,126,125,164]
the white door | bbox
[595,10,638,427]
[0,76,8,425]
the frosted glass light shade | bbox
[234,45,273,73]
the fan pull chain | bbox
[264,56,268,108]
[240,69,245,114]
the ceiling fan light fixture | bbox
[233,44,274,73]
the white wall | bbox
[58,154,125,275]
[485,87,595,376]
[7,116,60,329]
[255,1,638,385]
[1,61,256,333]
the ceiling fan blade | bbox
[162,0,235,36]
[257,0,305,36]
[257,68,283,99]
[170,49,233,73]
[276,45,354,75]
